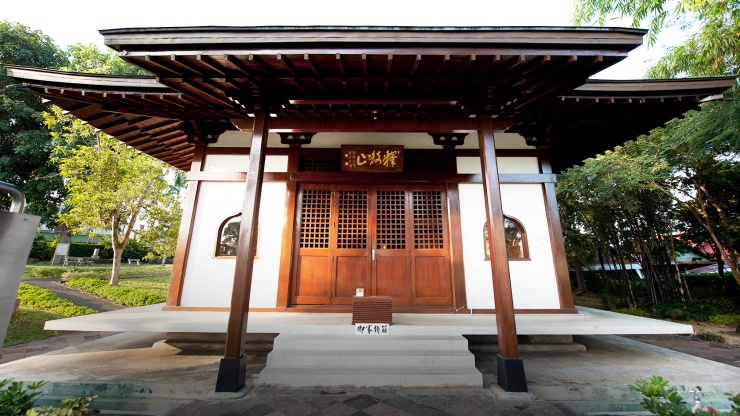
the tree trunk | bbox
[110,242,123,286]
[572,254,588,293]
[51,225,72,265]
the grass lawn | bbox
[3,308,65,346]
[24,263,172,280]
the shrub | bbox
[16,284,97,316]
[65,278,165,307]
[0,378,99,416]
[694,331,727,344]
[0,379,46,416]
[631,376,740,416]
[657,299,739,322]
[29,234,55,261]
[614,308,651,318]
[68,243,106,258]
[709,314,740,324]
[31,267,74,279]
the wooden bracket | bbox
[279,132,316,146]
[429,132,468,149]
[183,120,229,144]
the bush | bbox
[68,243,105,258]
[65,278,165,307]
[694,331,727,344]
[0,378,99,416]
[709,314,740,324]
[632,376,740,416]
[614,308,651,318]
[29,234,55,261]
[656,299,739,322]
[0,379,46,416]
[16,284,97,316]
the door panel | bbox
[375,256,410,302]
[413,256,451,304]
[334,254,370,303]
[292,184,453,308]
[293,255,331,304]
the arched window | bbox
[216,213,241,257]
[483,215,529,261]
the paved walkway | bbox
[2,282,739,415]
[23,278,124,312]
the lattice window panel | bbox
[299,158,341,172]
[299,189,331,248]
[337,190,367,249]
[412,190,444,249]
[376,190,406,249]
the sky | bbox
[3,0,674,79]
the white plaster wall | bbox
[203,154,288,172]
[457,157,539,174]
[180,181,286,308]
[458,183,560,310]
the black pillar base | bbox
[215,355,247,392]
[497,355,528,392]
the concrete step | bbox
[272,334,470,350]
[258,365,483,388]
[266,349,475,367]
[259,333,483,388]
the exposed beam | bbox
[231,118,514,132]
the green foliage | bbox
[0,379,46,416]
[3,308,63,347]
[65,278,165,307]
[64,43,147,76]
[694,331,727,343]
[26,395,99,415]
[632,376,740,415]
[29,234,55,261]
[656,299,738,321]
[16,284,96,316]
[573,0,739,78]
[53,134,173,285]
[631,376,694,416]
[614,307,651,317]
[709,314,740,324]
[0,21,68,225]
[67,243,105,258]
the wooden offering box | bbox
[352,296,392,325]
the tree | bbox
[54,135,171,285]
[64,43,148,76]
[574,0,739,78]
[0,21,68,224]
[137,172,185,264]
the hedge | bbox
[65,278,166,307]
[16,284,97,316]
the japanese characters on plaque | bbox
[341,145,404,173]
[355,323,390,336]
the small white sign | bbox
[355,323,389,336]
[355,288,364,297]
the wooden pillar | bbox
[275,143,302,309]
[539,148,575,310]
[166,144,206,307]
[477,118,527,392]
[215,113,269,392]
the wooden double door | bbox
[291,184,452,307]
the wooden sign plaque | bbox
[341,145,404,173]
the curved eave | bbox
[101,25,647,51]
